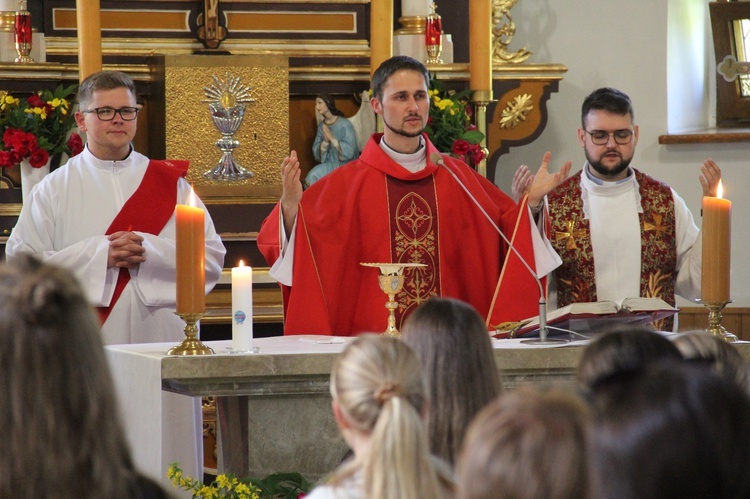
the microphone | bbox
[430,152,567,344]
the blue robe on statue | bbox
[307,117,360,185]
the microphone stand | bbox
[432,153,568,345]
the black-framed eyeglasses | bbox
[584,129,634,146]
[82,106,141,121]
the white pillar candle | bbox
[401,0,431,17]
[0,0,18,11]
[231,261,253,352]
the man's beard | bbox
[383,115,424,138]
[586,150,632,179]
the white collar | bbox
[378,136,427,173]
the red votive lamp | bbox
[14,1,33,63]
[425,2,443,64]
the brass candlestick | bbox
[167,312,215,355]
[361,262,426,338]
[701,301,738,342]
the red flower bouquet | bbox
[425,77,486,169]
[0,84,83,169]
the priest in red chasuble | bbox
[258,56,571,336]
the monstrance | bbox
[361,262,426,338]
[201,72,255,180]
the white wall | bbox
[496,0,750,308]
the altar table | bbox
[106,335,750,482]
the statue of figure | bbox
[306,92,374,186]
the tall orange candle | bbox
[701,180,731,303]
[469,0,493,100]
[176,188,206,314]
[76,0,103,82]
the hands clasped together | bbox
[107,231,145,269]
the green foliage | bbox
[424,76,486,167]
[168,463,314,499]
[247,472,314,499]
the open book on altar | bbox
[495,297,680,339]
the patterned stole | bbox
[386,175,440,328]
[97,159,189,324]
[548,169,677,330]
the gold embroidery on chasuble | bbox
[636,170,677,330]
[548,170,678,330]
[387,176,439,328]
[548,174,597,305]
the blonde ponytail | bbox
[330,335,447,499]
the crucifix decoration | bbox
[197,0,228,49]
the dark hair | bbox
[581,87,634,128]
[576,326,682,390]
[316,94,345,117]
[588,361,750,499]
[672,330,750,392]
[457,385,591,499]
[78,70,138,110]
[0,255,163,498]
[371,55,430,101]
[401,297,502,466]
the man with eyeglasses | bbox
[514,87,721,330]
[6,70,226,345]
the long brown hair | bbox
[402,297,502,465]
[0,256,146,498]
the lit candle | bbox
[370,0,394,76]
[469,0,493,100]
[701,180,732,303]
[232,260,254,352]
[175,188,206,314]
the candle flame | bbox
[717,179,724,199]
[189,185,196,207]
[239,260,245,267]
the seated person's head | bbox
[576,326,682,390]
[672,330,750,393]
[588,360,750,498]
[401,297,502,465]
[0,255,162,498]
[329,334,451,499]
[456,384,591,499]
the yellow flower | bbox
[435,98,453,111]
[235,482,258,499]
[25,107,47,120]
[196,485,218,498]
[215,474,233,489]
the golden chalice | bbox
[361,262,426,338]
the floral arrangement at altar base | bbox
[425,76,485,169]
[167,462,313,499]
[0,84,84,169]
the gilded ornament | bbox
[499,93,534,129]
[491,0,532,64]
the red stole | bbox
[548,169,677,329]
[386,175,440,327]
[97,159,189,324]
